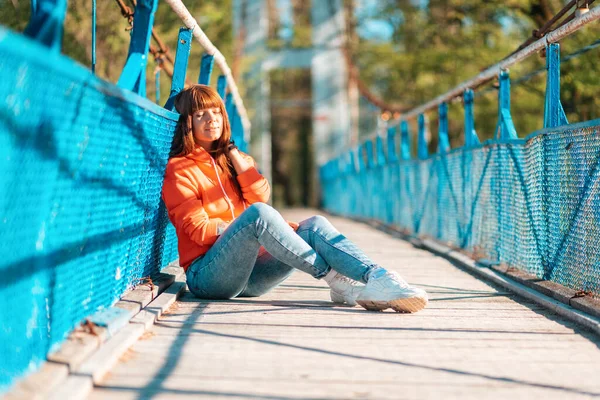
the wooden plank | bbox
[130,282,186,330]
[47,327,107,370]
[47,375,92,400]
[75,323,145,384]
[3,362,68,400]
[88,209,600,400]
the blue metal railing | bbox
[321,32,600,298]
[0,0,249,392]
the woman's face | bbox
[192,106,223,146]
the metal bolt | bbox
[576,0,590,17]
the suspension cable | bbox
[399,6,600,121]
[347,6,600,153]
[476,36,600,97]
[346,0,596,117]
[508,0,595,59]
[91,0,96,74]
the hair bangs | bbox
[190,86,224,113]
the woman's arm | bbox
[228,147,252,175]
[227,146,271,204]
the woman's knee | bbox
[298,215,333,232]
[246,202,281,223]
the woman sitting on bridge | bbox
[162,84,428,313]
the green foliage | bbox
[2,0,598,151]
[266,0,311,49]
[354,0,600,147]
[0,0,233,105]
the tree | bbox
[0,0,234,105]
[350,0,599,147]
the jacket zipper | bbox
[211,158,236,220]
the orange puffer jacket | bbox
[162,146,271,270]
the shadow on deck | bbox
[89,209,600,400]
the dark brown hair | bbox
[170,84,243,201]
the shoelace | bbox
[336,274,362,287]
[386,271,411,288]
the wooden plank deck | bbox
[89,209,600,400]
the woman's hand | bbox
[287,221,299,232]
[227,144,252,175]
[217,221,230,235]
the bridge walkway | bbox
[88,209,600,400]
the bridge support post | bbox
[418,114,429,159]
[461,89,479,247]
[117,0,158,97]
[24,0,67,53]
[544,43,569,128]
[374,136,386,221]
[376,136,386,166]
[217,75,227,99]
[198,54,215,85]
[349,148,359,174]
[463,89,480,147]
[230,104,246,152]
[400,121,412,160]
[225,93,234,121]
[164,28,193,111]
[385,126,399,224]
[365,140,375,169]
[387,126,399,163]
[365,140,376,218]
[354,144,364,215]
[357,144,366,171]
[495,70,518,140]
[438,103,450,153]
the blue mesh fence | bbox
[0,27,179,391]
[322,120,600,297]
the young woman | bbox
[161,84,428,313]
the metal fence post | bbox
[400,120,411,160]
[438,102,450,153]
[495,70,518,140]
[544,43,569,128]
[365,140,375,169]
[24,0,67,53]
[463,89,480,147]
[117,0,158,97]
[387,125,399,163]
[217,75,227,99]
[198,54,215,85]
[376,136,386,166]
[164,27,193,110]
[418,114,429,159]
[356,144,365,171]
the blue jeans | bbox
[185,203,380,299]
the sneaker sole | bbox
[356,300,389,311]
[357,296,427,313]
[390,296,428,313]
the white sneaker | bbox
[328,274,365,306]
[356,270,428,313]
